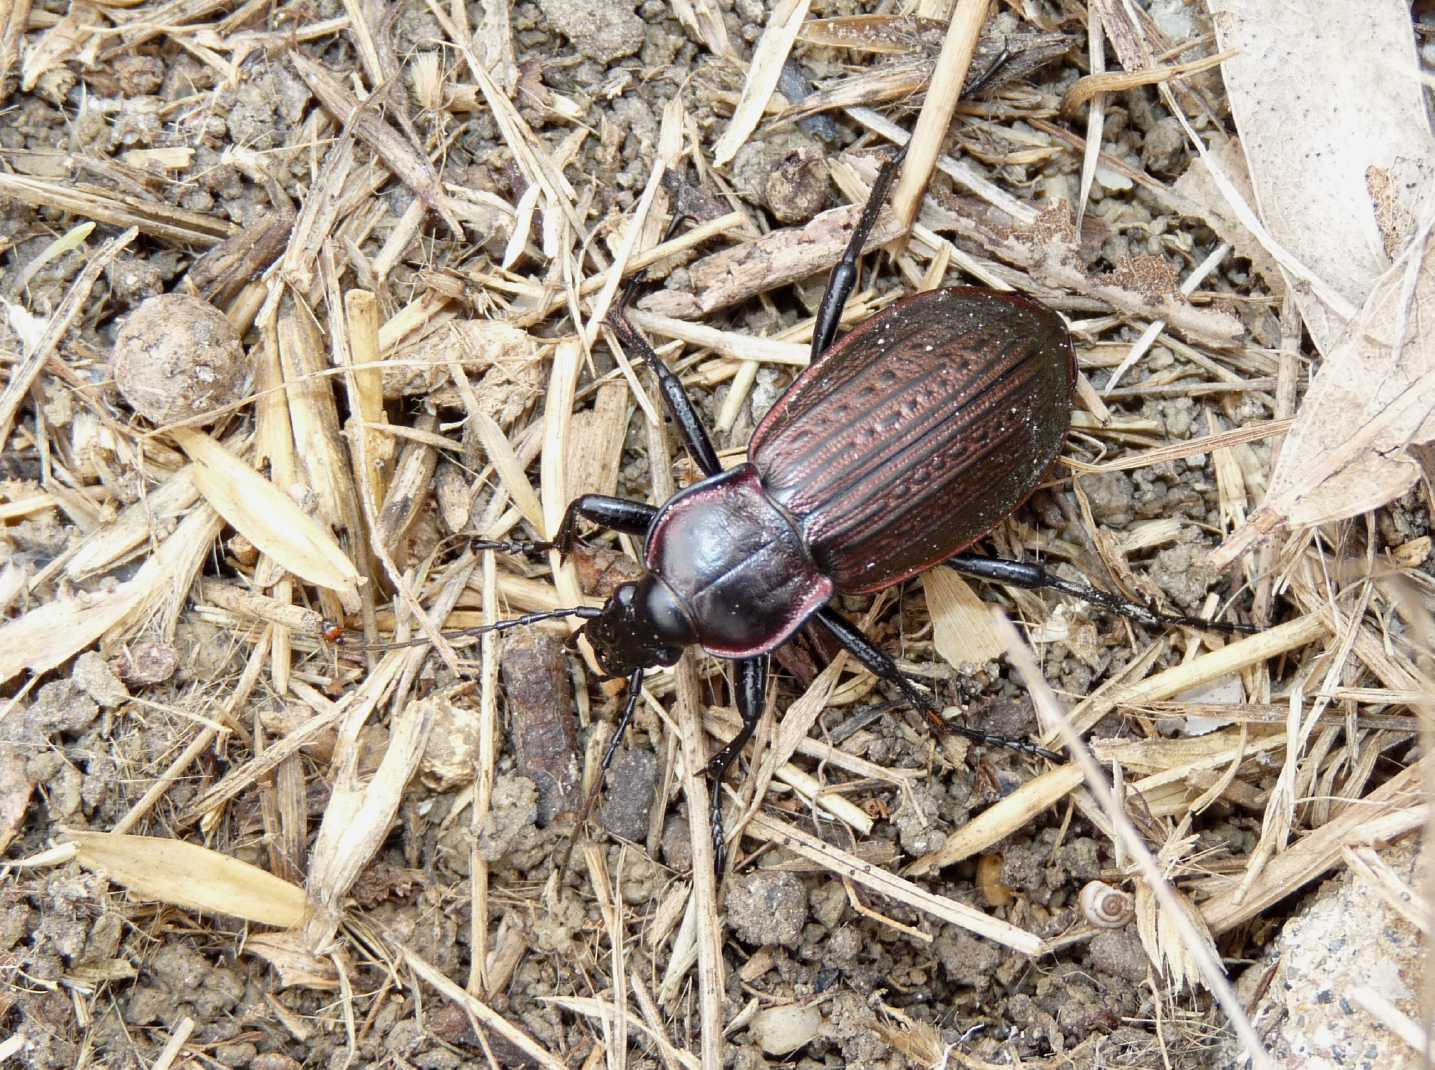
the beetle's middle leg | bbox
[946,553,1254,634]
[815,606,1063,763]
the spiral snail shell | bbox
[1079,880,1134,928]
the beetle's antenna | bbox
[348,606,602,651]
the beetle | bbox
[443,146,1246,868]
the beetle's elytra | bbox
[751,287,1075,594]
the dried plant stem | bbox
[889,0,989,231]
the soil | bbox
[0,0,1429,1068]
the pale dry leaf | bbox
[171,427,361,603]
[1170,133,1284,296]
[21,5,95,91]
[1212,218,1435,566]
[1208,0,1435,353]
[921,568,1004,666]
[0,504,223,682]
[69,830,308,928]
[1148,878,1220,992]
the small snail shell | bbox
[1080,880,1134,928]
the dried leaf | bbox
[0,504,223,683]
[1212,223,1435,565]
[1208,0,1435,353]
[171,427,361,603]
[69,830,307,928]
[922,568,1004,666]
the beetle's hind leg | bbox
[815,607,1063,763]
[946,553,1255,635]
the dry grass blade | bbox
[171,427,361,606]
[625,308,808,365]
[1213,217,1435,567]
[0,226,136,450]
[1200,758,1428,936]
[889,0,987,230]
[289,51,462,237]
[1346,985,1431,1055]
[302,687,438,948]
[398,944,567,1070]
[640,199,905,319]
[746,811,1042,955]
[712,0,810,166]
[1342,844,1431,935]
[906,764,1083,876]
[1059,49,1235,119]
[68,830,307,928]
[0,504,223,682]
[0,175,231,245]
[471,409,545,532]
[1053,613,1326,745]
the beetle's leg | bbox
[551,495,657,554]
[946,553,1256,635]
[815,606,1063,763]
[606,218,724,478]
[810,142,909,361]
[471,495,657,558]
[704,653,769,876]
[558,668,644,870]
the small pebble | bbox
[110,640,178,686]
[533,0,644,63]
[597,747,657,842]
[725,870,807,947]
[71,651,129,708]
[751,1003,821,1055]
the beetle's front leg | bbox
[471,495,657,558]
[815,606,1063,762]
[946,553,1255,635]
[705,653,769,876]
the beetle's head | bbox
[581,575,695,678]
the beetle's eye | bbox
[656,647,681,666]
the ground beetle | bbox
[449,146,1245,869]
